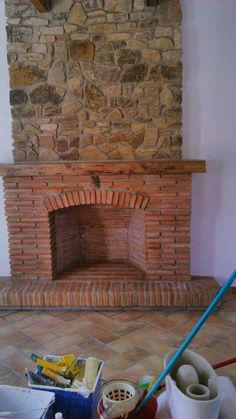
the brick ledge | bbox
[0,278,218,309]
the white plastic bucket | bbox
[164,349,220,419]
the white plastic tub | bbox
[0,385,55,419]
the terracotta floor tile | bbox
[5,353,34,378]
[115,363,148,382]
[107,347,151,370]
[0,345,22,361]
[167,333,216,351]
[102,363,119,381]
[107,353,135,371]
[16,338,50,359]
[0,326,27,348]
[201,324,232,341]
[108,338,138,354]
[196,347,223,364]
[51,344,89,357]
[0,371,26,387]
[51,319,87,336]
[76,312,117,329]
[111,311,145,323]
[135,324,164,337]
[166,311,200,326]
[108,329,152,352]
[50,311,82,322]
[6,314,42,330]
[0,310,16,317]
[0,363,11,377]
[108,320,145,337]
[79,324,119,344]
[0,318,7,326]
[206,339,236,357]
[149,313,176,329]
[44,333,87,352]
[23,325,59,343]
[137,338,174,358]
[172,317,203,336]
[100,311,121,318]
[219,311,236,323]
[35,313,66,329]
[221,296,236,311]
[205,313,235,327]
[78,338,119,360]
[139,354,163,375]
[1,310,33,323]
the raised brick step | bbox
[0,277,218,309]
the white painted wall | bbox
[182,0,236,284]
[0,1,236,283]
[0,2,12,275]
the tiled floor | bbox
[0,294,235,389]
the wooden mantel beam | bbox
[0,160,206,177]
[30,0,51,12]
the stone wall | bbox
[6,0,182,162]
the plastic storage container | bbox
[0,385,55,419]
[164,349,220,419]
[28,355,104,419]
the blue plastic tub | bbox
[28,356,104,419]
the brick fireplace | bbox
[0,160,219,309]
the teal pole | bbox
[131,269,236,417]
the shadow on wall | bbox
[191,161,223,277]
[0,181,10,275]
[182,0,202,157]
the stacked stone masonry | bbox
[6,0,182,162]
[3,169,192,282]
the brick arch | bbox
[44,189,150,212]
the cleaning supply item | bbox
[138,375,155,390]
[26,370,54,387]
[30,353,42,363]
[131,267,236,417]
[71,372,83,389]
[42,368,71,387]
[37,359,66,374]
[101,380,143,418]
[164,349,220,419]
[97,388,157,419]
[55,413,63,419]
[84,357,100,391]
[148,376,158,392]
[176,364,199,393]
[57,353,82,379]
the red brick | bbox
[101,190,107,204]
[84,190,91,204]
[72,191,80,205]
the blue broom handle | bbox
[132,269,236,417]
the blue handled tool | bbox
[131,268,236,418]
